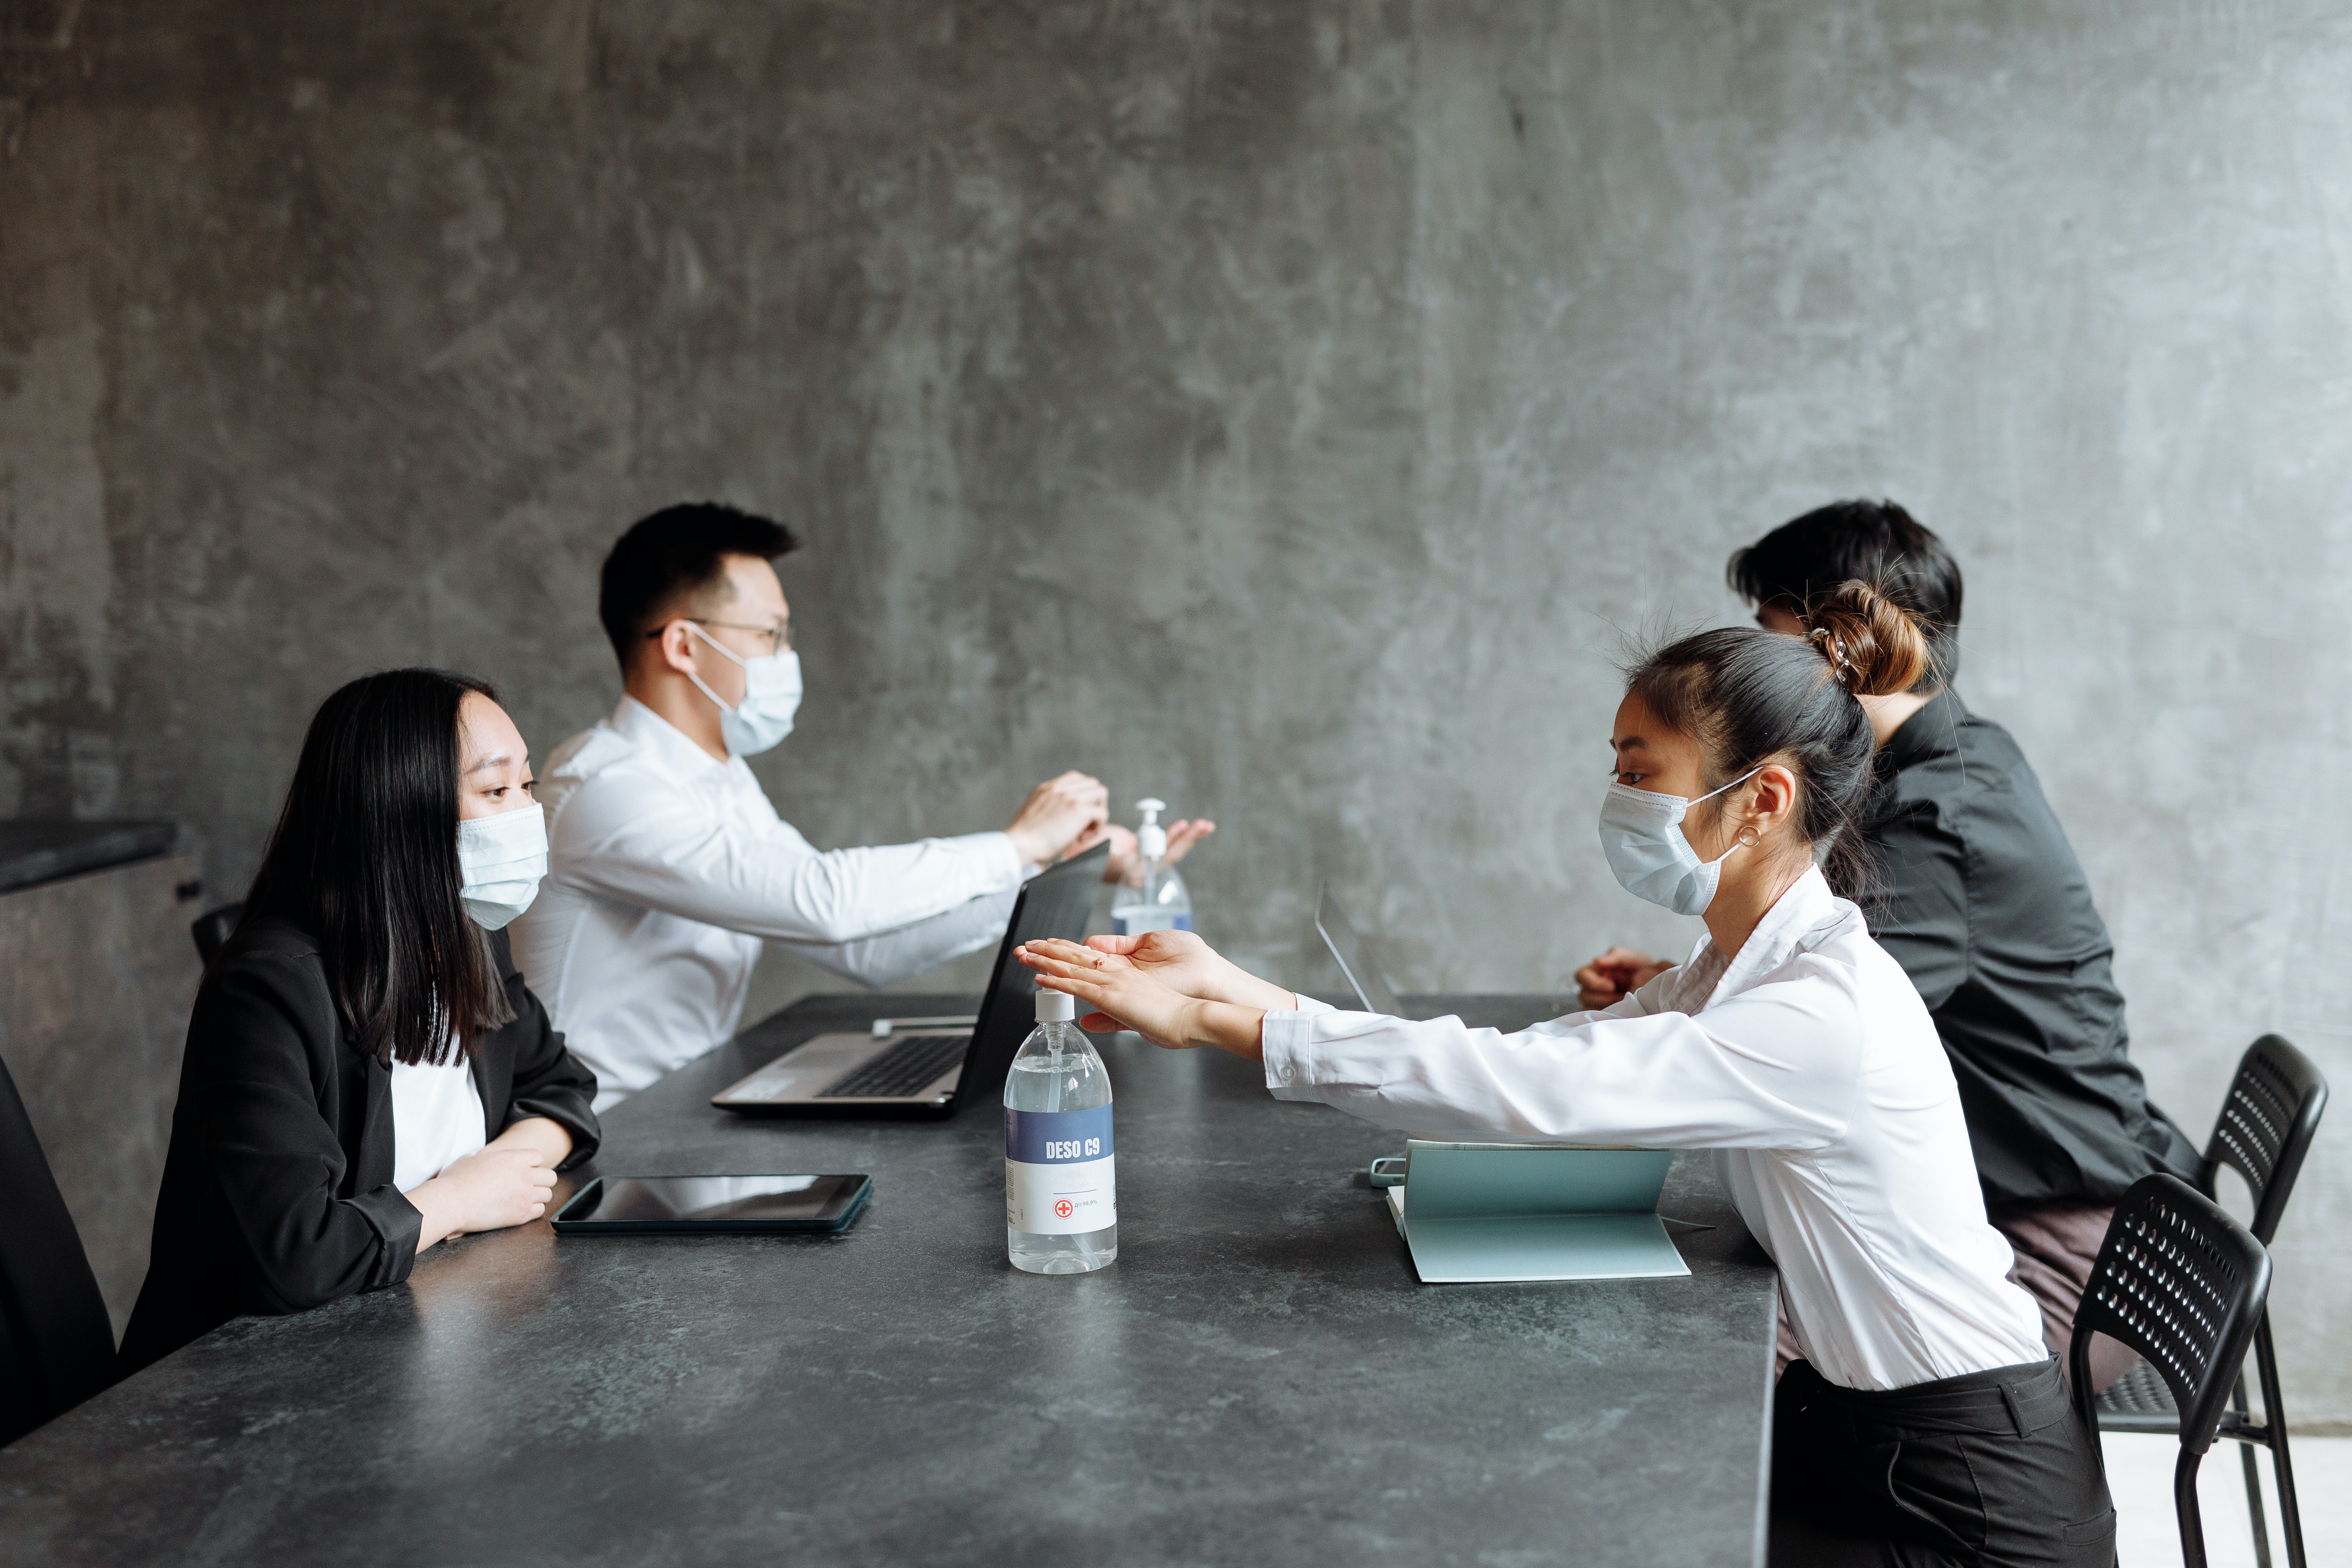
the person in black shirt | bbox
[1576,500,2197,1390]
[119,669,600,1377]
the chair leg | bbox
[2177,1448,2208,1568]
[2251,1315,2305,1568]
[2240,1433,2272,1568]
[2228,1369,2272,1568]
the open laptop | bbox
[711,841,1109,1117]
[1314,882,1420,1019]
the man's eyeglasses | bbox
[647,618,792,656]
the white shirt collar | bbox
[1681,865,1846,1007]
[610,693,734,782]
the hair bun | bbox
[1803,580,1932,697]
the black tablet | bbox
[551,1174,871,1235]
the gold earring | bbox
[1736,828,1760,849]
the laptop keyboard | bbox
[816,1032,970,1099]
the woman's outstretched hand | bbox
[1019,938,1193,1045]
[1017,937,1273,1061]
[1073,929,1297,1014]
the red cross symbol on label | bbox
[1054,1199,1075,1219]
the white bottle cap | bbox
[1135,798,1168,861]
[1034,988,1075,1022]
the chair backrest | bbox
[2201,1034,2328,1245]
[190,901,243,965]
[0,1053,118,1447]
[2071,1173,2271,1457]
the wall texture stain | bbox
[4,1,2350,1417]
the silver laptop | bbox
[1314,882,1417,1019]
[712,842,1109,1116]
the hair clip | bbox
[1808,626,1857,686]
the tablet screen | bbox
[575,1175,865,1224]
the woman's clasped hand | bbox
[403,1129,566,1246]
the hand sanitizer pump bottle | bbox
[1004,989,1117,1274]
[1110,798,1193,936]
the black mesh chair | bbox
[190,901,243,964]
[2074,1174,2273,1568]
[0,1053,118,1447]
[2095,1035,2326,1568]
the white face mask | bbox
[1595,767,1761,917]
[456,802,547,931]
[683,623,802,757]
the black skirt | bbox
[1771,1356,2117,1567]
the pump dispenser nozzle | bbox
[1112,796,1194,936]
[1135,798,1167,861]
[1034,988,1076,1023]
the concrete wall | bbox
[5,2,2349,1417]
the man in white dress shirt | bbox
[515,504,1183,1109]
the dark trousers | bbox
[1769,1357,2116,1567]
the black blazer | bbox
[118,916,600,1376]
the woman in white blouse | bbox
[1021,583,2114,1566]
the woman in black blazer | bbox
[120,669,601,1377]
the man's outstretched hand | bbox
[1573,946,1676,1010]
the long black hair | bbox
[242,668,515,1066]
[1626,581,1931,900]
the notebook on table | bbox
[1383,1141,1690,1284]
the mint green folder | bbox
[1383,1141,1690,1284]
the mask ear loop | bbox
[679,621,748,717]
[1711,773,1767,859]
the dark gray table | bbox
[0,994,1779,1567]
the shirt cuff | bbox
[1261,1011,1320,1096]
[958,830,1034,885]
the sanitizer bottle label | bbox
[1004,1105,1116,1234]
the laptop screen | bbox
[1314,882,1406,1018]
[954,840,1110,1109]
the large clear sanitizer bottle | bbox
[1110,797,1192,936]
[1004,989,1117,1274]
